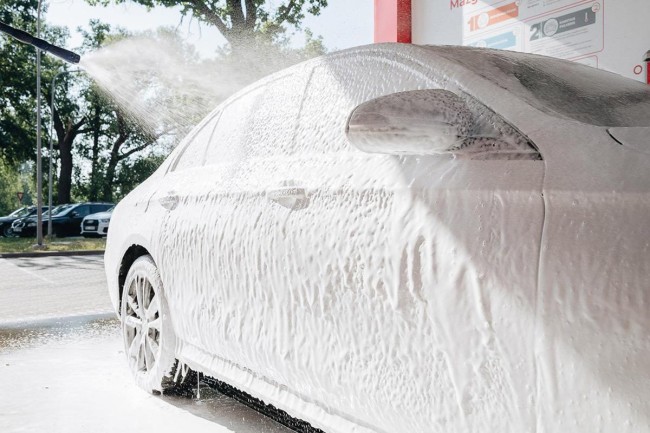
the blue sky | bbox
[46,0,374,57]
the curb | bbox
[0,250,104,259]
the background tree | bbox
[47,20,164,204]
[0,0,68,165]
[87,0,328,52]
[0,156,25,214]
[74,22,175,203]
[49,75,88,204]
[1,0,329,216]
[0,0,90,206]
[112,153,165,200]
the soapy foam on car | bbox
[102,44,650,433]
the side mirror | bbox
[70,211,79,218]
[346,89,474,155]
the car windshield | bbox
[429,46,650,127]
[8,207,29,217]
[50,204,73,216]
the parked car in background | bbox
[12,204,72,236]
[81,206,114,237]
[11,203,73,237]
[15,202,114,237]
[0,206,48,237]
[106,44,650,433]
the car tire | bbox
[2,225,13,237]
[121,255,178,394]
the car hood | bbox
[84,211,112,220]
[22,215,67,223]
[0,216,16,223]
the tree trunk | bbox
[89,102,101,201]
[57,131,75,204]
[53,114,86,204]
[102,149,120,203]
[102,114,130,202]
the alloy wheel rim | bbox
[123,275,161,373]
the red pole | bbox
[374,0,412,43]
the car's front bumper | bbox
[81,220,110,236]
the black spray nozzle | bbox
[0,20,80,64]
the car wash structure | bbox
[375,0,650,83]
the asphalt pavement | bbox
[0,255,112,323]
[0,255,292,433]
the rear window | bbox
[430,46,650,127]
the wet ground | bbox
[0,256,292,433]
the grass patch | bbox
[0,237,106,254]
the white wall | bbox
[412,0,649,81]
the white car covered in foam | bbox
[105,44,650,433]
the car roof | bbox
[417,45,650,127]
[263,43,650,128]
[65,202,114,207]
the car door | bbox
[155,66,313,358]
[264,53,546,432]
[67,204,90,236]
[532,123,650,431]
[152,109,223,347]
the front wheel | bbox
[2,225,14,237]
[121,255,177,393]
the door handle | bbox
[267,186,309,210]
[159,192,179,210]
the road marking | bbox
[0,258,53,284]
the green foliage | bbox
[84,0,328,49]
[0,156,26,215]
[113,153,165,200]
[2,0,329,209]
[0,237,106,253]
[0,0,69,164]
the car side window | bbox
[204,87,264,166]
[297,54,540,160]
[296,56,435,155]
[90,205,109,213]
[74,205,90,217]
[244,68,311,158]
[172,113,220,172]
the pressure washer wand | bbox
[0,20,80,64]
